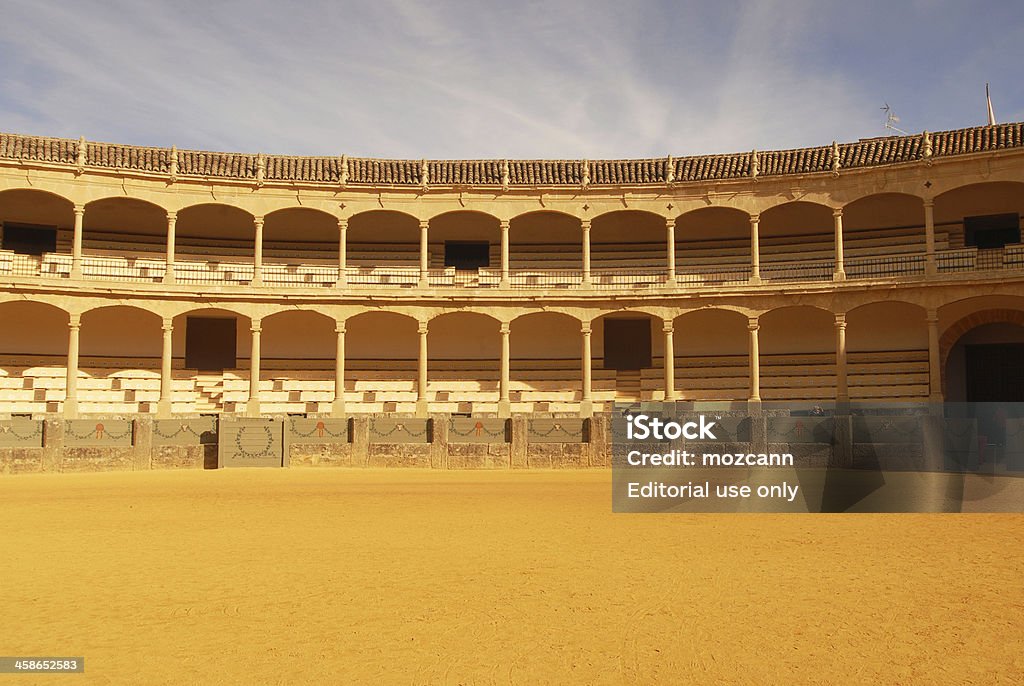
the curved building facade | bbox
[0,124,1023,427]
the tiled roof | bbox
[1,122,1021,187]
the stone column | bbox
[580,323,593,417]
[924,199,937,276]
[333,320,346,415]
[419,219,429,287]
[500,219,510,287]
[337,217,348,286]
[749,213,761,284]
[158,318,174,418]
[581,219,592,286]
[70,204,85,278]
[252,216,264,285]
[164,211,177,284]
[64,314,81,418]
[927,309,942,403]
[248,319,262,416]
[833,208,846,281]
[835,313,848,404]
[663,319,676,401]
[499,321,511,417]
[748,317,761,404]
[416,321,429,417]
[665,217,676,284]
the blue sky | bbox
[1,0,1022,159]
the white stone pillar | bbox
[158,318,174,417]
[333,321,346,415]
[581,323,593,417]
[750,213,761,284]
[416,321,429,416]
[924,199,937,276]
[833,208,846,281]
[665,217,676,284]
[663,319,676,401]
[252,216,264,286]
[164,211,177,284]
[248,319,262,416]
[927,309,942,402]
[337,217,348,286]
[500,219,510,287]
[499,321,511,417]
[64,314,81,418]
[70,204,85,278]
[581,219,592,286]
[419,219,429,287]
[835,313,848,403]
[748,317,761,404]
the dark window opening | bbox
[185,317,237,371]
[444,241,490,270]
[2,223,57,256]
[964,213,1020,249]
[603,318,652,370]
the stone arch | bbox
[347,210,421,271]
[508,210,583,272]
[940,308,1024,372]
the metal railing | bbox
[761,259,835,283]
[3,247,1024,290]
[845,253,926,278]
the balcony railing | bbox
[2,246,1024,290]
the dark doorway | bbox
[604,318,652,370]
[966,343,1024,402]
[185,317,237,371]
[2,223,58,256]
[964,213,1020,249]
[444,241,490,270]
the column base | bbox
[925,263,938,277]
[747,397,762,415]
[69,268,83,280]
[156,398,173,419]
[163,266,176,285]
[833,270,846,282]
[749,275,762,285]
[63,399,78,419]
[499,278,510,289]
[331,398,346,416]
[498,399,511,418]
[245,400,261,418]
[579,399,593,418]
[415,399,429,418]
[418,278,429,289]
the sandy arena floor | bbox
[1,469,1022,685]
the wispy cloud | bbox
[0,0,1021,159]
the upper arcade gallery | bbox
[0,123,1022,291]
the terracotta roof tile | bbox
[2,123,1023,186]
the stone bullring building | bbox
[1,124,1023,468]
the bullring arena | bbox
[1,125,1023,682]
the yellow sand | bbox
[1,469,1022,685]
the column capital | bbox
[662,320,674,333]
[834,314,847,329]
[749,213,760,224]
[417,322,429,335]
[832,207,844,218]
[499,219,511,230]
[250,320,262,333]
[337,216,348,230]
[665,216,676,228]
[253,215,264,227]
[499,322,511,335]
[162,317,174,332]
[68,314,81,329]
[580,218,591,231]
[747,317,759,331]
[926,308,939,324]
[922,198,935,209]
[166,211,177,222]
[581,324,592,335]
[419,219,430,230]
[73,203,85,216]
[335,320,347,334]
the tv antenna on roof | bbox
[881,103,908,135]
